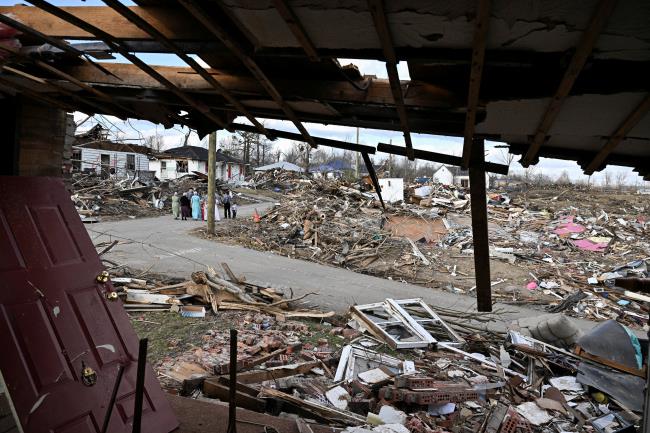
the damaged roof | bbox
[0,1,648,178]
[159,145,245,164]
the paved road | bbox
[88,202,602,333]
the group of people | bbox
[170,188,238,221]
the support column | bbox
[207,131,217,235]
[469,138,492,311]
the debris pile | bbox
[212,177,454,285]
[246,169,312,192]
[137,293,647,432]
[70,173,167,221]
[110,262,333,320]
[209,182,650,328]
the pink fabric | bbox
[572,238,608,252]
[526,281,538,290]
[554,216,586,236]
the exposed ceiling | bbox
[0,0,648,178]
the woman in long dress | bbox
[202,193,221,222]
[171,192,180,219]
[179,194,191,220]
[191,192,201,220]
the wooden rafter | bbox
[520,0,618,166]
[271,0,320,62]
[584,94,650,174]
[368,0,414,160]
[102,0,270,137]
[0,11,116,78]
[461,0,490,169]
[178,0,317,148]
[0,43,133,118]
[29,0,230,131]
[233,123,376,154]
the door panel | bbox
[0,176,178,433]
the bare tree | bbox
[556,170,571,186]
[143,133,164,152]
[603,171,612,189]
[615,171,628,191]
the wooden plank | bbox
[584,93,650,174]
[271,0,320,61]
[260,387,366,425]
[0,5,205,40]
[368,0,414,160]
[178,0,317,148]
[29,0,229,131]
[63,63,455,107]
[234,123,376,154]
[461,0,490,169]
[521,0,619,166]
[468,139,492,312]
[225,360,322,384]
[202,380,266,412]
[103,0,269,137]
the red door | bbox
[0,177,177,432]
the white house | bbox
[72,125,151,178]
[432,165,490,188]
[149,145,247,182]
[378,178,404,203]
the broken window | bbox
[72,149,81,171]
[351,298,464,349]
[177,160,188,173]
[126,154,135,170]
[334,345,406,383]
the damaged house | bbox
[432,165,491,188]
[149,145,247,182]
[73,125,151,178]
[0,0,649,432]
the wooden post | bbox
[469,138,492,312]
[207,131,217,235]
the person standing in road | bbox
[191,191,201,220]
[222,189,231,219]
[171,192,180,220]
[231,195,238,219]
[179,193,191,220]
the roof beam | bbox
[232,123,376,154]
[520,0,618,166]
[0,5,201,40]
[28,0,230,131]
[102,0,270,138]
[584,94,650,174]
[461,0,490,169]
[63,62,455,108]
[368,0,414,160]
[178,0,317,148]
[271,0,320,62]
[0,43,133,118]
[0,12,116,78]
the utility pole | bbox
[207,131,217,235]
[388,138,392,177]
[355,127,360,178]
